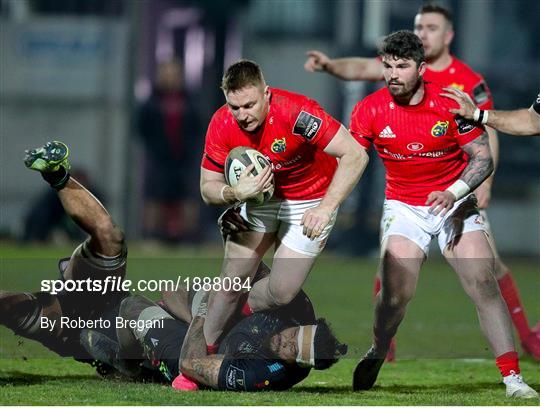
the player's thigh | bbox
[267,241,318,302]
[444,230,495,284]
[222,231,277,279]
[478,210,509,278]
[379,235,424,300]
[276,198,338,257]
[380,200,433,257]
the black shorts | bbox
[143,318,189,380]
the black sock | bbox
[42,167,70,190]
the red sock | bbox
[206,343,219,355]
[239,292,253,317]
[373,276,381,299]
[496,351,520,377]
[498,273,531,341]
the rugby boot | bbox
[80,329,138,377]
[503,371,538,398]
[24,141,70,173]
[172,374,199,391]
[353,346,386,391]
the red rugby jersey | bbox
[424,57,494,109]
[202,87,341,200]
[375,56,494,109]
[350,82,485,205]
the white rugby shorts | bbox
[380,194,488,255]
[239,197,338,257]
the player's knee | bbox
[268,286,297,307]
[472,275,500,300]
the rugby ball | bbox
[225,146,274,205]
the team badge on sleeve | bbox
[455,116,476,135]
[293,111,322,141]
[431,121,449,137]
[472,82,490,105]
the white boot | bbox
[503,371,538,399]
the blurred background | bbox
[1,0,539,255]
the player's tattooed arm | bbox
[178,293,223,389]
[459,132,494,191]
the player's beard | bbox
[387,76,421,100]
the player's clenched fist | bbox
[426,190,456,216]
[304,50,330,72]
[301,206,332,240]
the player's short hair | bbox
[313,318,348,370]
[418,2,453,26]
[221,60,265,93]
[379,30,425,67]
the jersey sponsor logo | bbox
[274,154,302,170]
[379,125,396,138]
[293,111,322,141]
[271,137,287,153]
[455,116,476,135]
[267,362,284,373]
[407,142,424,152]
[431,121,449,137]
[472,82,490,105]
[383,147,452,160]
[449,82,465,91]
[226,365,246,390]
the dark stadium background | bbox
[1,0,538,255]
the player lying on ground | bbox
[0,142,346,391]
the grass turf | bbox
[1,243,539,405]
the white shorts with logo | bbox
[380,194,488,255]
[239,197,338,257]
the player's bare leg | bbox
[57,178,124,258]
[202,230,276,348]
[247,242,317,311]
[485,231,540,361]
[445,231,537,398]
[0,290,65,351]
[353,236,424,391]
[445,231,513,355]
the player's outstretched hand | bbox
[426,190,456,216]
[233,164,273,202]
[218,206,249,238]
[304,50,330,72]
[301,206,332,240]
[440,87,477,119]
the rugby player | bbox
[199,59,368,357]
[0,143,347,391]
[304,2,540,362]
[348,31,537,399]
[442,88,540,136]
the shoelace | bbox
[508,371,524,384]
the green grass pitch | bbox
[1,243,539,405]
